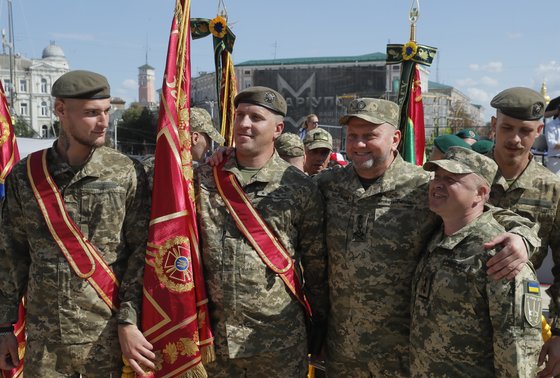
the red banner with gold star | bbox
[140,1,214,376]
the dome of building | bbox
[42,42,65,59]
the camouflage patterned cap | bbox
[455,128,479,141]
[190,107,224,145]
[275,132,304,157]
[303,128,333,151]
[339,98,399,128]
[234,86,287,116]
[423,146,498,186]
[51,70,110,99]
[490,87,545,120]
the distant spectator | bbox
[545,105,560,174]
[275,132,305,171]
[329,152,348,168]
[299,113,319,140]
[455,128,479,145]
[429,134,471,161]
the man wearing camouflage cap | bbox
[487,86,560,376]
[411,146,541,377]
[190,107,224,163]
[303,128,332,175]
[314,98,539,376]
[0,70,154,375]
[275,132,305,171]
[195,86,327,377]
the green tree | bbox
[117,105,158,155]
[13,117,36,137]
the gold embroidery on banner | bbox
[0,114,9,146]
[154,236,194,293]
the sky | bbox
[3,0,560,120]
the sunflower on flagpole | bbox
[386,0,437,166]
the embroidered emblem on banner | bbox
[524,293,542,328]
[0,114,9,146]
[154,236,194,293]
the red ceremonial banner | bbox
[140,1,214,377]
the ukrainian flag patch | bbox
[527,281,540,294]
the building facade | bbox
[0,41,69,137]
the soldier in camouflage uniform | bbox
[315,98,540,377]
[0,71,154,376]
[486,87,560,377]
[410,146,542,377]
[274,132,305,171]
[303,128,332,176]
[196,86,328,377]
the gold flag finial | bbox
[409,0,420,42]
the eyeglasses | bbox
[311,121,319,125]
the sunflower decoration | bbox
[209,15,227,39]
[402,41,418,61]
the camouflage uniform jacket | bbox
[195,151,328,359]
[0,145,150,344]
[410,210,542,377]
[488,153,560,319]
[315,154,437,368]
[315,154,540,370]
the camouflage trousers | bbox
[325,352,409,378]
[23,338,122,377]
[205,342,307,378]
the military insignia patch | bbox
[351,213,368,242]
[523,293,542,328]
[154,236,194,293]
[527,281,540,294]
[264,92,275,103]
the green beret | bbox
[303,128,333,151]
[433,134,472,153]
[455,128,479,141]
[471,139,494,154]
[339,98,399,128]
[52,70,110,99]
[275,133,304,157]
[424,146,498,187]
[234,86,287,116]
[190,107,224,145]
[490,87,545,120]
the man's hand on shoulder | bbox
[206,146,234,166]
[118,323,156,376]
[485,232,527,280]
[538,336,560,377]
[0,333,19,371]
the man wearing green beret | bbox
[195,86,327,377]
[455,127,479,145]
[487,86,560,377]
[314,97,538,376]
[429,133,472,161]
[0,70,155,375]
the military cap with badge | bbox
[490,87,545,120]
[190,107,225,145]
[455,128,479,142]
[52,70,111,99]
[303,128,333,151]
[234,86,287,116]
[339,98,399,127]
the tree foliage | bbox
[13,116,36,138]
[117,104,158,155]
